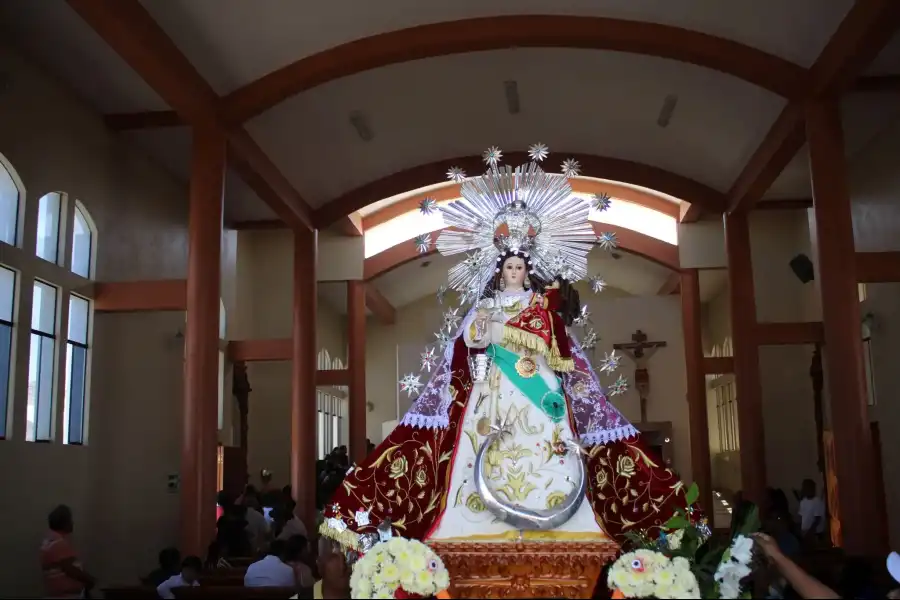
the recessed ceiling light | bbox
[349,111,374,142]
[504,80,520,115]
[657,94,678,128]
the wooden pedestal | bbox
[429,540,619,599]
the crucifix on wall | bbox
[613,330,667,423]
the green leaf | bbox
[685,482,700,506]
[664,515,690,529]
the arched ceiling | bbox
[1,0,900,225]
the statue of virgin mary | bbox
[320,147,700,551]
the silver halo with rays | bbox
[436,147,596,295]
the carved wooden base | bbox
[429,540,619,599]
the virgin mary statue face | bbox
[502,256,527,289]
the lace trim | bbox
[399,412,450,429]
[318,521,360,551]
[580,425,639,446]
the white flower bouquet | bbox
[349,536,451,599]
[610,483,761,599]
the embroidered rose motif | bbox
[528,318,544,329]
[616,455,636,478]
[546,491,566,509]
[595,470,609,488]
[465,492,486,513]
[414,468,428,487]
[389,456,409,479]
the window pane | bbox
[0,323,11,438]
[317,410,325,459]
[31,281,57,335]
[332,415,339,451]
[0,266,14,322]
[0,161,18,246]
[64,343,87,444]
[71,207,92,278]
[36,192,61,263]
[68,295,89,344]
[27,333,55,441]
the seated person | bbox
[156,555,201,599]
[284,535,314,588]
[276,500,308,541]
[40,504,95,599]
[315,552,350,600]
[144,547,181,586]
[244,540,295,588]
[216,503,252,558]
[240,489,271,552]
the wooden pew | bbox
[101,586,160,599]
[172,586,307,599]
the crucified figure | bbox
[613,330,666,423]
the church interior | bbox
[1,0,900,597]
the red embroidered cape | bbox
[321,291,695,548]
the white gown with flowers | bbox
[428,289,607,542]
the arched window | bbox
[71,202,95,278]
[0,153,23,246]
[36,192,64,264]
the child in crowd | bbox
[156,555,202,599]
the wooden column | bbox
[724,212,767,507]
[291,229,318,533]
[181,125,225,556]
[680,269,712,512]
[806,99,880,555]
[347,280,368,465]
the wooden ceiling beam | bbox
[657,272,682,295]
[364,284,396,325]
[726,0,900,214]
[66,0,314,230]
[856,251,900,283]
[315,152,725,228]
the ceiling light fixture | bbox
[657,94,678,128]
[349,110,374,142]
[504,80,520,115]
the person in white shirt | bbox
[797,479,826,537]
[276,500,308,541]
[244,540,296,588]
[156,556,201,599]
[241,493,271,552]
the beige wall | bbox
[0,43,190,594]
[701,210,821,508]
[364,287,694,482]
[234,230,347,488]
[848,114,900,548]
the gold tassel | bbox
[318,521,361,551]
[501,325,574,373]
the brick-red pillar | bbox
[347,281,368,465]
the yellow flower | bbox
[382,564,400,584]
[616,454,636,478]
[414,468,428,487]
[389,456,409,479]
[465,492,486,513]
[546,491,566,509]
[595,469,609,488]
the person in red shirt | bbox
[40,505,95,599]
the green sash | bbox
[487,343,566,422]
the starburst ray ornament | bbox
[420,347,439,372]
[414,233,432,254]
[436,145,597,295]
[589,276,607,294]
[599,350,621,373]
[591,192,612,212]
[446,166,466,182]
[561,158,581,178]
[597,232,618,251]
[419,197,437,215]
[528,143,549,162]
[398,373,423,398]
[442,307,461,333]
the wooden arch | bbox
[221,16,806,123]
[364,223,679,281]
[313,151,724,229]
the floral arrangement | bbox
[349,536,451,599]
[608,483,760,599]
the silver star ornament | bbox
[420,346,439,372]
[589,276,607,294]
[436,285,448,304]
[608,375,628,396]
[597,232,618,251]
[442,307,462,332]
[419,197,437,215]
[399,373,423,398]
[414,233,431,254]
[528,143,549,162]
[482,146,502,166]
[581,328,598,351]
[600,350,621,373]
[446,166,467,182]
[592,192,612,212]
[561,158,581,178]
